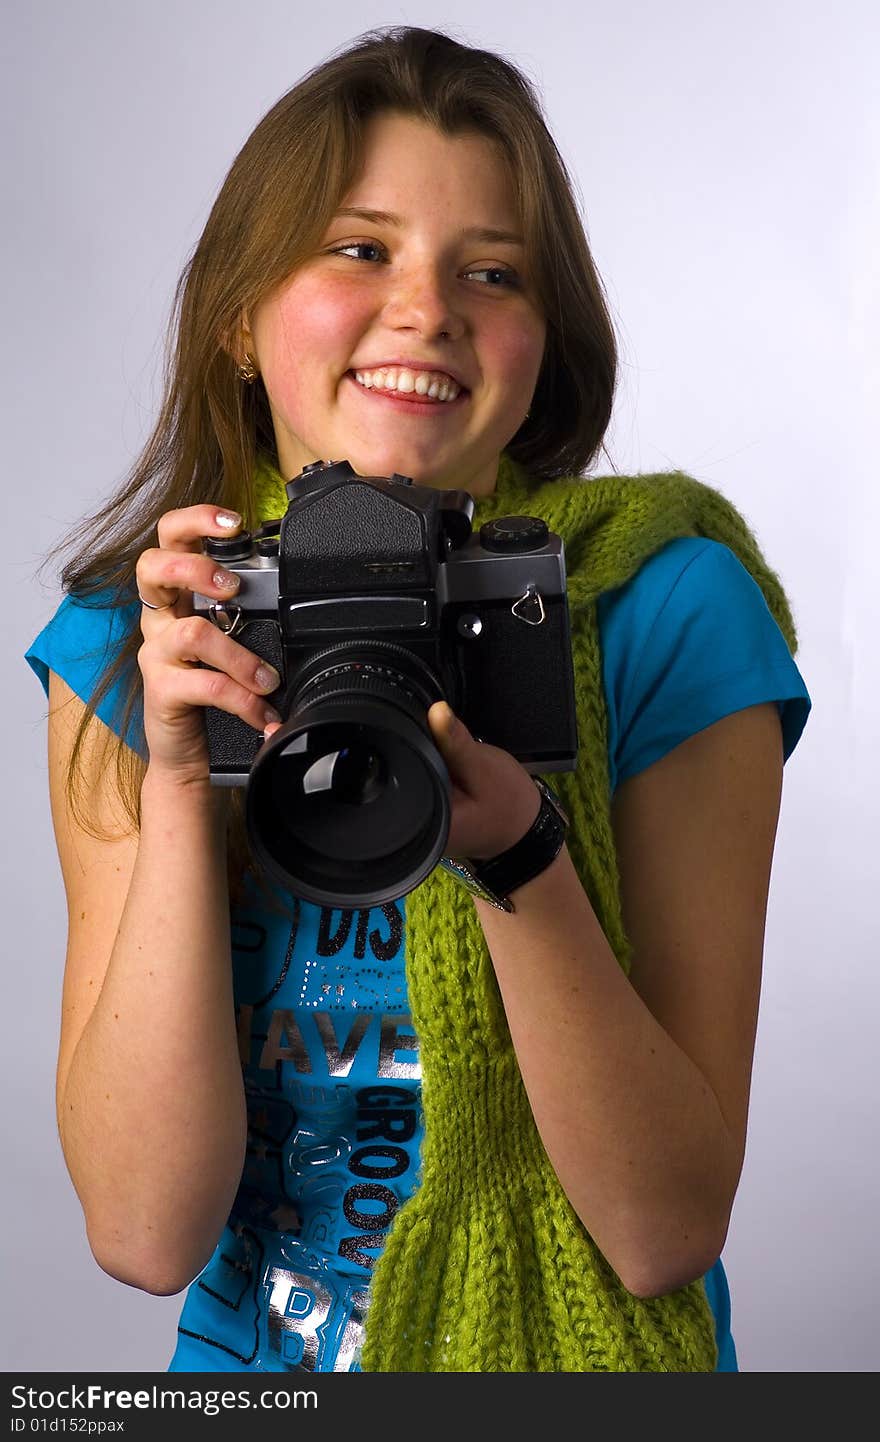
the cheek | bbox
[272,278,366,363]
[488,316,546,392]
[256,279,367,417]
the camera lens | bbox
[256,721,436,863]
[245,643,451,908]
[309,741,385,807]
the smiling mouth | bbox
[346,370,469,407]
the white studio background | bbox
[4,0,877,1373]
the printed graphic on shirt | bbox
[170,890,422,1373]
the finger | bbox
[135,547,243,615]
[429,700,466,748]
[428,702,481,788]
[427,704,544,860]
[156,613,281,696]
[136,507,243,614]
[140,614,283,733]
[155,504,242,553]
[142,658,283,735]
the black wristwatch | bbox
[438,777,569,913]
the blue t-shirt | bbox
[26,537,811,1372]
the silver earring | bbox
[237,353,259,383]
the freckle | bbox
[114,1013,119,1019]
[80,911,86,921]
[649,1047,655,1055]
[105,1093,110,1100]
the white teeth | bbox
[353,366,462,401]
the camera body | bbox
[193,459,577,906]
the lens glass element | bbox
[260,723,437,866]
[299,740,386,807]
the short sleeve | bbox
[597,538,812,793]
[25,592,146,756]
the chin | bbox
[337,439,490,495]
[351,450,450,488]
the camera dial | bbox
[479,516,549,552]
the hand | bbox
[425,701,541,861]
[135,505,283,783]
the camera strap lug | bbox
[511,584,545,626]
[208,602,244,636]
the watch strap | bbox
[439,777,569,913]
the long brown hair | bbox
[47,25,620,886]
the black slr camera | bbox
[194,459,577,909]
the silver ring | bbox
[138,589,181,611]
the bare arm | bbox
[48,503,282,1295]
[50,674,246,1294]
[472,702,783,1298]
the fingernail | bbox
[216,510,241,529]
[256,664,281,691]
[213,569,239,589]
[438,702,456,734]
[263,707,283,727]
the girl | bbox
[27,26,811,1371]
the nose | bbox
[381,260,465,342]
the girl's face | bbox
[244,111,546,497]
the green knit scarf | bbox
[253,452,799,1372]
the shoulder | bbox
[599,532,718,607]
[597,535,754,651]
[596,538,811,791]
[598,534,801,684]
[519,467,760,605]
[28,590,140,667]
[26,590,144,752]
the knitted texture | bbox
[254,453,800,1371]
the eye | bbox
[464,266,521,288]
[329,241,386,263]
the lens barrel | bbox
[245,643,451,907]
